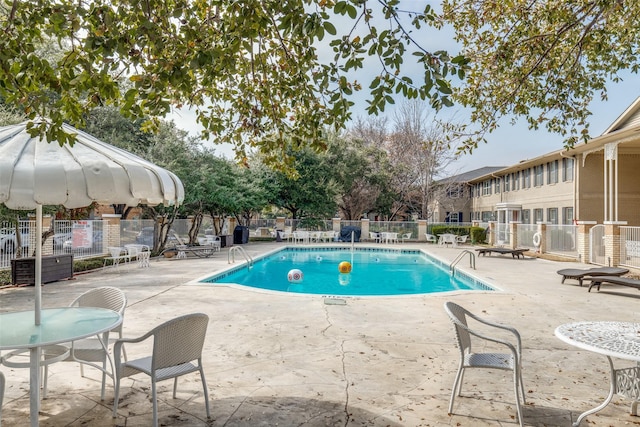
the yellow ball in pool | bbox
[338,261,352,274]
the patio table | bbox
[0,307,122,427]
[438,233,457,246]
[555,321,640,426]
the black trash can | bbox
[233,225,250,244]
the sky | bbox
[166,1,639,177]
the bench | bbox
[475,248,529,259]
[587,276,640,292]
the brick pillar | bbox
[360,219,370,240]
[488,221,496,246]
[102,214,122,248]
[604,221,627,267]
[509,222,519,249]
[227,217,236,235]
[536,223,547,254]
[42,215,53,255]
[418,220,427,241]
[576,221,597,263]
[332,218,341,233]
[276,217,286,231]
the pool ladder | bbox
[450,250,476,273]
[228,246,254,268]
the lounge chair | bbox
[557,267,629,287]
[587,275,640,292]
[475,247,529,259]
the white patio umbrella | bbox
[0,121,184,325]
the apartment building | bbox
[437,96,640,232]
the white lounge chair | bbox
[425,233,437,244]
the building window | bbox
[547,208,558,224]
[504,174,510,192]
[534,165,544,187]
[523,168,531,188]
[534,208,543,223]
[482,180,491,195]
[562,158,574,182]
[547,160,558,184]
[447,185,462,198]
[494,177,501,193]
[521,209,530,224]
[563,207,574,224]
[481,211,492,222]
[513,172,520,191]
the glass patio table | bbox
[555,321,640,427]
[0,307,122,427]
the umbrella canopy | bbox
[0,121,184,209]
[0,121,185,325]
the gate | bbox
[589,224,605,265]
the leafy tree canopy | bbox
[0,0,464,167]
[441,0,639,149]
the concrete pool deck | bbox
[1,241,639,426]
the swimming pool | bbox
[201,247,494,296]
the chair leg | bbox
[112,376,121,418]
[448,365,464,414]
[199,366,211,418]
[173,377,178,399]
[152,378,158,427]
[513,369,524,427]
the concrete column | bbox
[276,217,286,231]
[360,219,370,240]
[604,221,627,267]
[576,221,597,263]
[418,220,427,241]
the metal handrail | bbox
[450,250,476,272]
[228,246,254,267]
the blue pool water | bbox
[202,248,494,296]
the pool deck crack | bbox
[322,303,351,426]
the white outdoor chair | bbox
[444,301,525,427]
[66,287,128,400]
[401,232,412,243]
[112,313,211,427]
[425,233,437,244]
[456,235,469,245]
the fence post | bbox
[604,221,627,267]
[276,217,286,232]
[418,220,427,241]
[536,222,547,254]
[488,221,496,246]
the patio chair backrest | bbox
[444,301,472,355]
[152,313,209,371]
[71,287,127,334]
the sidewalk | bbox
[1,242,639,426]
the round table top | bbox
[555,321,640,362]
[0,307,122,349]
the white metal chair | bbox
[443,301,525,427]
[425,233,437,244]
[66,287,127,400]
[112,313,211,427]
[401,232,412,243]
[455,235,469,245]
